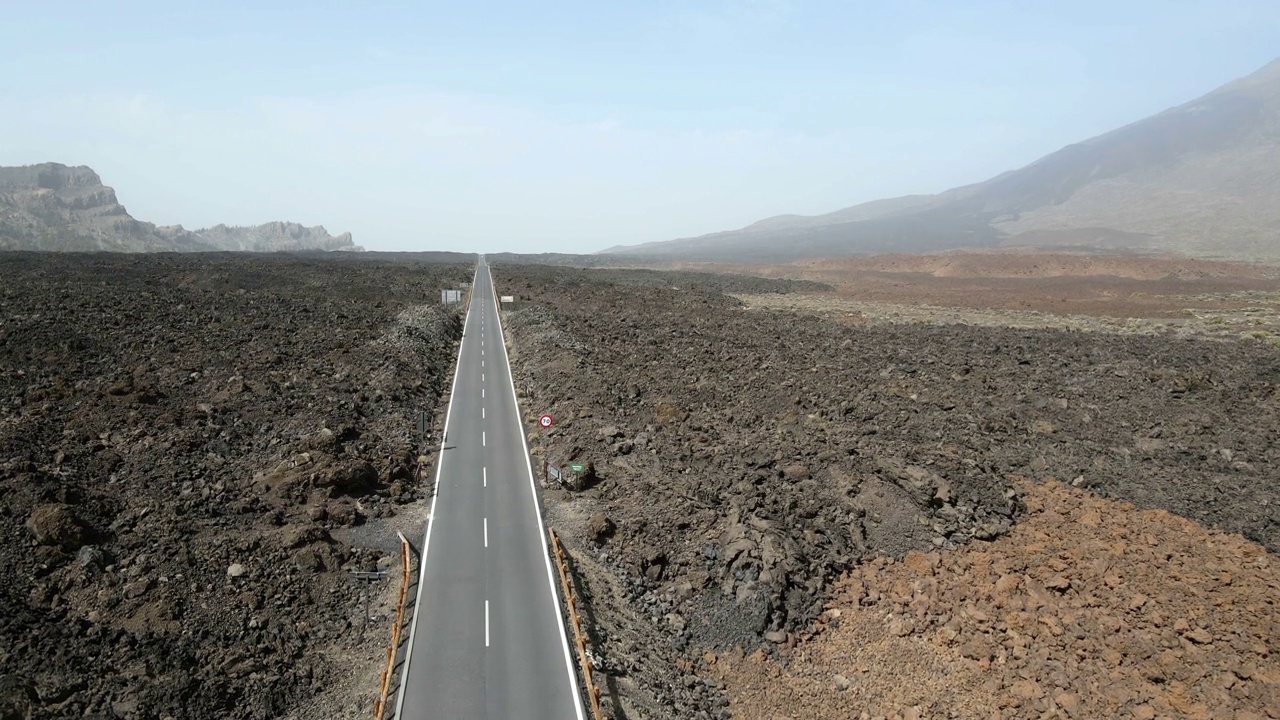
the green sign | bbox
[569,463,586,474]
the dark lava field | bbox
[0,253,467,719]
[494,264,1280,720]
[3,253,1277,720]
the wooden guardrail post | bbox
[548,528,606,720]
[373,532,413,719]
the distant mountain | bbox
[0,163,361,253]
[607,58,1280,262]
[193,222,359,253]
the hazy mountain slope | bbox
[193,222,360,252]
[608,58,1280,262]
[739,194,939,233]
[0,163,360,252]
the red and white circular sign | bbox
[538,414,553,428]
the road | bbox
[395,257,584,719]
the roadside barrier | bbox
[373,531,413,719]
[548,528,607,720]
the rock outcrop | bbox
[193,221,361,252]
[0,162,360,252]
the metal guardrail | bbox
[548,528,606,720]
[373,531,413,719]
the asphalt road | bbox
[395,258,584,719]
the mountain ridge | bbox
[0,162,362,253]
[606,57,1280,262]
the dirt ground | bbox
[5,251,1277,720]
[656,251,1280,320]
[493,261,1280,720]
[719,479,1280,720]
[0,252,467,719]
[732,291,1280,346]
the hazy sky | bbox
[2,1,1277,253]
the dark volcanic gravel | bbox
[0,252,468,719]
[492,263,1280,720]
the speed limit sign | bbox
[538,414,553,428]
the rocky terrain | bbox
[0,163,361,252]
[788,252,1278,282]
[720,479,1280,719]
[493,263,1280,719]
[190,222,360,253]
[0,252,468,718]
[5,252,1275,719]
[607,58,1280,262]
[651,251,1280,337]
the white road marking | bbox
[482,373,485,382]
[483,466,487,487]
[482,407,486,419]
[484,517,488,548]
[482,431,486,447]
[393,262,479,717]
[482,388,485,399]
[487,264,587,720]
[482,360,485,368]
[485,600,491,648]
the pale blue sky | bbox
[2,1,1277,253]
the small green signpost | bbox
[569,463,586,474]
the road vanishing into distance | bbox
[395,257,584,719]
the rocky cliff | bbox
[0,163,360,253]
[193,222,360,252]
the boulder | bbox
[320,460,379,493]
[25,504,87,550]
[588,512,616,543]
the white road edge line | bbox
[488,262,589,720]
[392,262,479,720]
